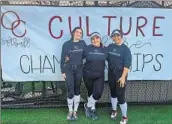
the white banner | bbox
[1,6,172,81]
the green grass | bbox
[2,105,172,124]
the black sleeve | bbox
[124,47,132,69]
[82,40,87,58]
[83,40,87,47]
[60,43,66,74]
[104,45,109,60]
[82,47,86,58]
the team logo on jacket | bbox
[94,49,98,53]
[109,48,120,57]
[113,48,116,52]
[72,45,83,52]
[74,46,79,50]
[89,49,104,55]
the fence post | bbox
[42,82,46,97]
[15,82,23,96]
[50,82,56,93]
[31,82,35,95]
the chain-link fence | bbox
[1,1,172,108]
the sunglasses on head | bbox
[112,34,121,37]
[91,36,100,40]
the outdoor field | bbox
[2,105,172,124]
[2,1,172,124]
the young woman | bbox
[83,32,107,120]
[60,27,86,121]
[107,29,132,124]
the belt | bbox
[67,64,82,69]
[109,68,123,72]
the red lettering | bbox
[136,16,147,37]
[103,16,117,36]
[1,11,27,37]
[120,17,132,36]
[49,16,63,39]
[86,16,91,36]
[68,16,82,33]
[12,20,27,38]
[153,16,165,36]
[1,11,20,29]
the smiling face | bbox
[112,34,122,45]
[91,35,101,47]
[73,29,82,41]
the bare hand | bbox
[65,55,70,62]
[62,73,66,79]
[118,77,126,88]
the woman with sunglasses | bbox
[107,29,132,124]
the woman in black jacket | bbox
[107,29,132,124]
[83,32,107,120]
[60,27,86,121]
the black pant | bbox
[108,69,127,104]
[65,65,83,99]
[83,74,104,100]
